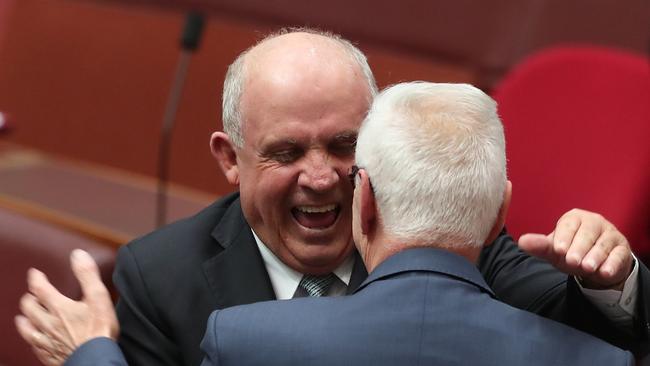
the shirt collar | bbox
[355,247,493,297]
[252,229,353,300]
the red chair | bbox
[0,207,116,366]
[492,45,650,262]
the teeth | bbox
[295,204,337,213]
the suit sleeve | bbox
[478,229,650,358]
[199,311,221,366]
[64,337,127,366]
[113,245,182,366]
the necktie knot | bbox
[298,273,336,297]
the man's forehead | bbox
[256,127,359,148]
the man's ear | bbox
[358,169,377,235]
[485,180,512,246]
[210,132,240,185]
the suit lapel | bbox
[203,197,276,309]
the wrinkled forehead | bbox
[239,84,369,148]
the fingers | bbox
[518,233,557,262]
[556,211,632,280]
[552,209,607,271]
[580,229,622,273]
[70,249,109,302]
[15,314,51,349]
[518,233,551,256]
[27,268,66,313]
[19,293,65,342]
[518,233,573,273]
[563,217,602,267]
[70,249,118,340]
[14,315,41,345]
[598,245,633,282]
[18,270,75,366]
[525,208,634,289]
[551,212,580,256]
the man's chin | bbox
[284,240,354,272]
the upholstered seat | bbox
[0,207,116,366]
[492,46,650,263]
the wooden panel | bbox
[0,143,215,247]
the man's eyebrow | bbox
[259,138,299,152]
[332,131,358,142]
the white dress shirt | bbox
[577,256,639,328]
[253,230,353,300]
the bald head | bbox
[222,29,377,147]
[246,33,361,98]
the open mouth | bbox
[292,204,340,229]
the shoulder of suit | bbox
[123,192,241,254]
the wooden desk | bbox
[0,143,216,247]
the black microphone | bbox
[156,12,205,228]
[180,12,204,51]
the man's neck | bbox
[364,237,481,273]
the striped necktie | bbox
[297,273,336,297]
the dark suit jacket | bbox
[199,248,634,366]
[64,248,635,366]
[113,193,650,366]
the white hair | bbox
[355,82,507,248]
[222,27,378,147]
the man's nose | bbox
[297,152,340,192]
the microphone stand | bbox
[156,12,204,228]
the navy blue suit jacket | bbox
[66,248,634,366]
[109,193,648,365]
[199,248,634,366]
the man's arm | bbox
[479,210,649,357]
[198,312,221,366]
[64,337,128,366]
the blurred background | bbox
[0,0,648,363]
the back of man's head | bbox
[355,82,507,250]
